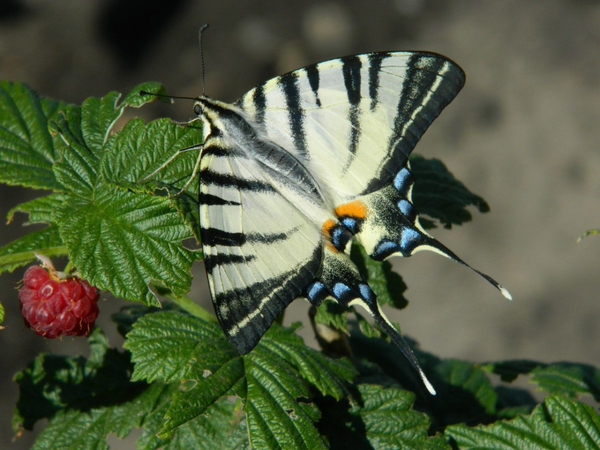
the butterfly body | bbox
[191,51,510,394]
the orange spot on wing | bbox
[322,219,338,252]
[334,201,367,219]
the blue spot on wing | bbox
[398,199,413,216]
[373,239,400,260]
[332,227,344,244]
[333,283,352,300]
[306,281,328,305]
[329,224,352,252]
[358,283,375,302]
[394,167,413,194]
[341,217,359,233]
[400,228,421,253]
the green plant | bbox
[1,81,599,448]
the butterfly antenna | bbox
[139,91,197,102]
[198,23,210,96]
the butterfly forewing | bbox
[237,52,465,202]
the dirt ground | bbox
[1,1,599,447]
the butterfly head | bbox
[192,95,248,142]
[193,99,204,117]
[191,96,216,143]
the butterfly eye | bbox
[194,103,202,115]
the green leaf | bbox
[350,333,508,424]
[434,359,498,415]
[80,92,123,152]
[445,395,600,449]
[111,303,177,338]
[123,81,168,108]
[319,384,443,449]
[244,348,326,449]
[481,359,540,383]
[54,190,195,305]
[355,312,381,339]
[13,328,155,438]
[350,337,542,428]
[126,311,355,448]
[314,300,349,335]
[484,360,600,400]
[1,193,68,274]
[51,83,166,195]
[31,383,171,450]
[51,105,99,195]
[411,155,489,229]
[7,193,68,224]
[350,331,433,396]
[72,82,167,167]
[257,323,356,401]
[138,397,249,450]
[101,117,203,240]
[0,81,67,190]
[531,364,600,399]
[13,327,191,449]
[0,226,64,274]
[424,358,501,428]
[125,311,231,384]
[493,386,537,419]
[84,80,165,148]
[0,301,4,325]
[46,86,198,304]
[164,357,245,438]
[126,311,244,437]
[101,118,201,193]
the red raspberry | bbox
[19,264,100,338]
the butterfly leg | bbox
[141,143,204,196]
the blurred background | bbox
[1,0,599,447]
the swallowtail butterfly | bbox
[181,51,510,395]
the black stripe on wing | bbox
[198,192,240,206]
[368,52,389,111]
[245,231,289,244]
[305,64,321,107]
[363,53,465,194]
[201,228,246,246]
[342,55,362,168]
[391,54,447,158]
[252,84,266,125]
[202,146,228,157]
[279,71,308,157]
[215,246,322,354]
[204,253,255,272]
[200,170,276,192]
[201,227,290,247]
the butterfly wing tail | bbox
[349,291,437,395]
[305,247,436,395]
[414,233,512,300]
[355,163,511,300]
